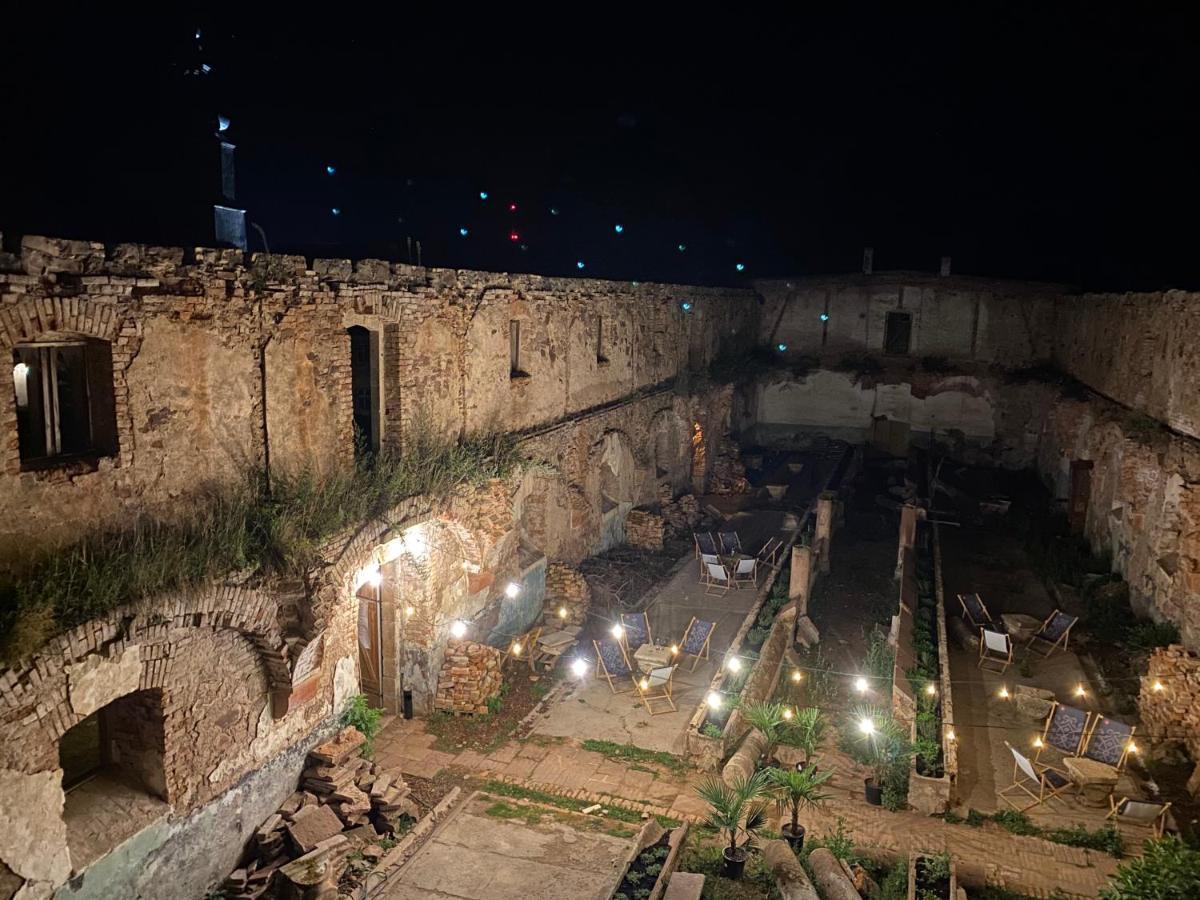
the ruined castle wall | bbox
[0,236,756,569]
[754,274,1059,366]
[1052,290,1200,441]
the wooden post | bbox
[789,544,813,617]
[815,490,836,573]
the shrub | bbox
[342,694,384,755]
[806,816,856,863]
[1101,836,1200,898]
[1126,620,1181,650]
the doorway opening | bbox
[348,325,381,456]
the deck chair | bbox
[636,665,677,715]
[999,741,1075,812]
[619,612,652,652]
[704,561,732,596]
[501,625,542,670]
[694,532,719,558]
[1027,609,1079,657]
[592,639,636,694]
[757,537,783,567]
[978,627,1014,673]
[1107,796,1171,838]
[1035,701,1092,765]
[677,617,715,672]
[732,556,757,588]
[1083,716,1137,773]
[718,531,742,555]
[699,552,720,578]
[957,593,993,630]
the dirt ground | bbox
[425,666,558,753]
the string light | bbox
[791,671,803,683]
[640,677,650,690]
[706,691,723,709]
[450,620,467,639]
[858,717,875,735]
[404,605,415,616]
[946,728,957,742]
[783,708,793,720]
[1127,741,1139,755]
[669,644,679,655]
[726,657,742,673]
[1152,681,1165,692]
[925,683,937,696]
[1075,684,1087,698]
[504,581,521,599]
[571,658,588,678]
[558,606,568,619]
[511,642,523,657]
[611,624,625,640]
[853,677,868,694]
[998,686,1010,699]
[1033,737,1044,748]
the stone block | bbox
[286,804,344,854]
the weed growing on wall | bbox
[0,430,521,663]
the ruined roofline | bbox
[1,233,757,300]
[753,270,1075,294]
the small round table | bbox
[1063,756,1118,807]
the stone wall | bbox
[544,563,591,627]
[1053,290,1200,441]
[754,272,1060,366]
[625,510,665,550]
[0,234,755,569]
[1140,647,1200,787]
[432,640,502,715]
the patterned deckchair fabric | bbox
[620,612,652,651]
[1085,717,1137,771]
[1040,702,1091,757]
[695,532,719,556]
[677,617,715,671]
[718,531,742,554]
[957,592,992,629]
[1028,609,1078,657]
[593,639,635,693]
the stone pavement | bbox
[374,718,1138,898]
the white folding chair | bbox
[1107,796,1171,838]
[704,562,731,596]
[732,556,757,588]
[700,552,720,578]
[636,665,677,715]
[978,628,1013,673]
[999,741,1074,811]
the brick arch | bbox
[587,428,641,505]
[0,296,134,475]
[0,584,290,770]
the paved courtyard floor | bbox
[378,791,634,899]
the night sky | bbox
[3,7,1198,290]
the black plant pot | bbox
[722,846,748,879]
[781,823,806,852]
[864,777,883,806]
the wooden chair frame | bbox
[635,665,677,715]
[501,625,542,670]
[1026,609,1079,658]
[619,612,653,652]
[1034,701,1092,765]
[957,592,993,630]
[592,639,636,694]
[703,561,732,596]
[978,627,1014,673]
[999,741,1075,812]
[732,556,757,588]
[676,616,715,672]
[1107,796,1171,838]
[757,537,783,568]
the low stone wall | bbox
[659,490,701,534]
[432,640,501,715]
[626,509,666,550]
[1141,645,1200,792]
[543,563,591,627]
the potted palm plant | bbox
[766,765,832,852]
[741,700,789,768]
[783,706,826,771]
[851,705,911,807]
[696,770,770,879]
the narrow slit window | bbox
[509,320,524,377]
[884,311,912,355]
[596,317,608,364]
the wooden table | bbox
[534,628,579,670]
[633,643,673,674]
[1064,756,1118,807]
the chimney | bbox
[862,247,874,275]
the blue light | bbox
[331,207,341,216]
[479,191,489,200]
[681,302,693,312]
[614,224,624,234]
[325,164,336,175]
[550,207,560,216]
[200,63,212,74]
[819,312,830,322]
[777,343,788,352]
[576,260,586,270]
[677,243,687,253]
[459,227,469,237]
[735,263,746,272]
[217,115,230,132]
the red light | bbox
[509,231,520,242]
[508,202,518,212]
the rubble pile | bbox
[216,727,420,899]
